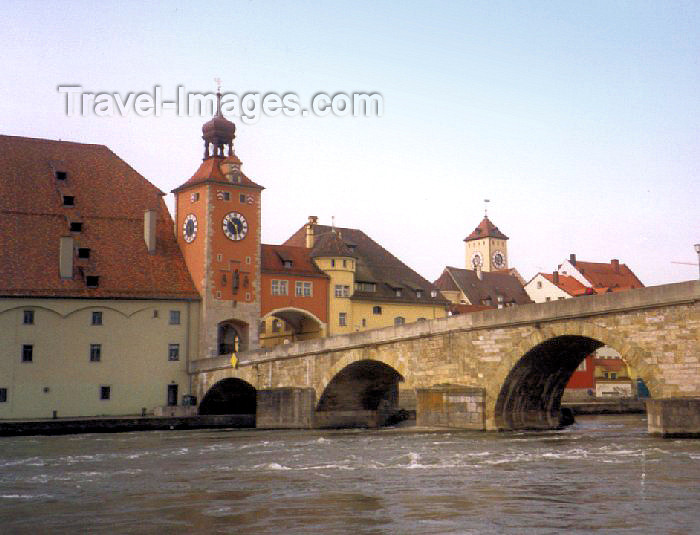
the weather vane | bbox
[484,198,490,216]
[214,77,222,93]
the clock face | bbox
[222,211,248,241]
[471,252,483,268]
[183,214,197,243]
[492,250,506,269]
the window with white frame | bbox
[295,281,313,297]
[334,285,350,297]
[168,344,180,361]
[271,279,288,296]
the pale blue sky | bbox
[2,0,698,285]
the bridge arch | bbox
[198,378,256,416]
[317,351,409,400]
[261,307,326,346]
[491,321,658,430]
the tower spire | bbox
[201,79,236,160]
[484,198,490,217]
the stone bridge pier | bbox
[191,281,700,435]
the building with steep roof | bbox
[524,271,596,303]
[283,217,449,334]
[434,266,532,312]
[435,215,531,313]
[557,254,644,292]
[0,135,200,419]
[464,215,509,272]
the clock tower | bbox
[464,215,509,272]
[172,91,264,358]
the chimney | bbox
[144,210,157,254]
[59,236,74,279]
[552,271,559,284]
[569,253,576,266]
[611,259,620,273]
[305,215,318,249]
[476,264,483,280]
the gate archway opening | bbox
[495,335,605,430]
[259,308,325,348]
[317,359,406,428]
[198,378,256,421]
[218,320,248,355]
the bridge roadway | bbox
[191,281,700,431]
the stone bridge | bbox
[191,281,699,431]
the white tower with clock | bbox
[172,90,264,360]
[463,215,509,272]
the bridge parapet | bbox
[191,280,699,374]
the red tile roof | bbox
[573,260,644,290]
[0,135,199,299]
[541,273,592,296]
[464,216,508,242]
[261,244,328,278]
[172,156,263,193]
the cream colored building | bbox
[0,135,201,420]
[0,299,199,419]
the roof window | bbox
[86,276,99,288]
[55,171,67,180]
[63,195,74,206]
[77,248,91,259]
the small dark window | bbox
[153,310,159,318]
[223,192,231,201]
[55,171,67,180]
[86,276,99,288]
[90,344,101,362]
[373,306,382,315]
[22,344,33,362]
[283,260,292,268]
[69,222,83,232]
[91,311,102,325]
[259,321,266,333]
[100,386,111,400]
[168,344,180,361]
[78,248,90,259]
[23,310,34,324]
[63,195,74,206]
[239,194,246,203]
[0,388,7,402]
[169,310,181,325]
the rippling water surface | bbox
[1,415,699,534]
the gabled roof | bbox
[571,260,644,290]
[435,266,532,307]
[541,273,592,297]
[464,216,508,242]
[285,223,449,306]
[0,135,199,299]
[261,244,328,278]
[171,156,263,193]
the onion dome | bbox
[202,91,236,160]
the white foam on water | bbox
[1,493,54,499]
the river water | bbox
[1,415,699,534]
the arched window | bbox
[394,316,405,326]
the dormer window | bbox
[63,195,74,206]
[86,276,99,288]
[396,289,402,297]
[77,248,90,259]
[416,290,423,298]
[55,171,67,180]
[69,222,83,232]
[283,260,292,268]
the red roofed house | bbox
[524,254,644,400]
[0,135,200,419]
